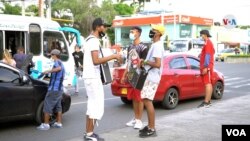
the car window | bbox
[0,67,20,84]
[169,57,187,69]
[187,57,200,70]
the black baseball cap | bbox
[92,18,111,28]
[200,30,212,37]
[131,26,142,33]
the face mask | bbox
[50,57,54,62]
[99,31,105,38]
[149,30,156,38]
[129,33,135,40]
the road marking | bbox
[224,77,242,82]
[231,83,250,89]
[71,97,119,106]
[224,89,232,93]
[226,79,250,86]
[67,86,85,90]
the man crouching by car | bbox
[37,49,65,130]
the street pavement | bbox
[66,93,250,141]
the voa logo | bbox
[223,14,237,29]
[226,129,246,136]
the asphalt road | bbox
[0,62,249,141]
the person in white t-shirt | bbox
[82,18,122,141]
[139,24,165,138]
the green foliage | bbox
[238,25,250,30]
[227,55,250,58]
[52,0,118,44]
[114,3,134,15]
[51,0,117,37]
[25,5,39,16]
[3,3,21,15]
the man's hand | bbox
[120,75,127,84]
[139,59,144,67]
[202,68,209,75]
[42,70,50,75]
[113,54,123,64]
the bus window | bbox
[43,31,69,61]
[5,31,25,55]
[0,31,3,60]
[29,24,41,55]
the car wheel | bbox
[120,97,132,104]
[162,88,179,109]
[35,101,56,125]
[212,81,224,99]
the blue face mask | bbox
[129,33,135,40]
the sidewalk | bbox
[67,94,250,141]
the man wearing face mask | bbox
[121,26,148,129]
[82,18,122,141]
[139,24,165,138]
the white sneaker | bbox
[51,122,63,128]
[134,119,143,129]
[37,123,50,130]
[126,118,136,127]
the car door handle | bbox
[195,74,200,77]
[174,73,178,76]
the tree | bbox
[25,5,39,16]
[52,0,117,40]
[3,3,21,15]
[114,3,134,15]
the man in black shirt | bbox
[72,44,84,94]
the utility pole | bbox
[45,0,51,19]
[38,0,44,17]
[21,0,25,16]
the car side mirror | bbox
[22,75,30,84]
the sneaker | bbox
[197,101,211,108]
[139,126,149,133]
[139,127,157,138]
[51,122,63,128]
[84,133,105,141]
[126,118,136,127]
[37,123,50,130]
[134,119,143,129]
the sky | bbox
[159,0,250,25]
[7,0,250,25]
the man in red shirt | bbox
[198,30,215,108]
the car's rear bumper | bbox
[111,80,132,97]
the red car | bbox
[111,53,224,109]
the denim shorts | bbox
[43,91,63,114]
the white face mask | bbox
[129,33,135,41]
[50,57,54,62]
